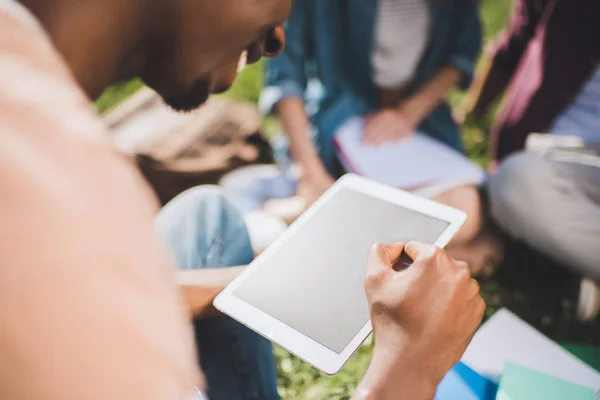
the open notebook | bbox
[334,117,485,197]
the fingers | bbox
[404,241,437,262]
[365,243,405,294]
[366,242,405,281]
[367,243,405,269]
[369,122,399,145]
[363,114,395,145]
[467,276,481,300]
[363,119,383,144]
[362,111,413,145]
[378,243,405,266]
[463,292,486,348]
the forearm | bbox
[177,266,245,318]
[353,346,438,400]
[277,97,327,177]
[398,65,462,126]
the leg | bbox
[489,152,600,282]
[156,186,279,400]
[432,185,482,245]
[440,185,503,276]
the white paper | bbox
[526,133,600,169]
[461,308,600,391]
[334,117,485,197]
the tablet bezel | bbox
[214,174,466,375]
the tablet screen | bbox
[233,187,449,353]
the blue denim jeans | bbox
[156,186,279,400]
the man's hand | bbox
[177,267,245,318]
[355,242,485,400]
[362,109,415,145]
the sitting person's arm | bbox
[177,267,245,317]
[363,65,462,144]
[353,242,485,400]
[278,98,335,203]
[364,3,482,144]
[263,1,335,203]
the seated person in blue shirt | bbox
[262,0,483,246]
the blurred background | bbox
[96,1,600,398]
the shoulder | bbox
[0,0,108,147]
[0,0,45,32]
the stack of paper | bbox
[461,309,600,392]
[333,117,486,198]
[438,308,600,400]
[561,344,600,372]
[434,309,600,399]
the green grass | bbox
[95,78,144,114]
[96,2,600,398]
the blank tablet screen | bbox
[233,187,449,353]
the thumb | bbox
[367,243,405,273]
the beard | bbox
[163,79,211,112]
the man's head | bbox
[20,0,290,110]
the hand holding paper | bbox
[363,109,415,145]
[335,117,486,197]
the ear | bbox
[264,25,285,57]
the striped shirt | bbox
[371,0,431,88]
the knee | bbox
[488,153,553,235]
[174,185,233,219]
[157,186,253,269]
[159,186,234,229]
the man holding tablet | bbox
[0,1,485,400]
[162,187,485,399]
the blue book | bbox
[435,362,498,400]
[454,361,498,400]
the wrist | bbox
[357,340,439,400]
[301,162,329,181]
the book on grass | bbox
[333,117,486,198]
[461,309,600,392]
[436,362,498,400]
[435,365,479,400]
[496,362,596,400]
[561,343,600,372]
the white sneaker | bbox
[577,278,600,322]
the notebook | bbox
[436,362,498,400]
[461,309,600,392]
[454,361,498,400]
[334,117,485,197]
[496,362,596,400]
[561,344,600,372]
[435,366,480,400]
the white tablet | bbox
[214,174,466,375]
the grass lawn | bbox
[96,1,600,398]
